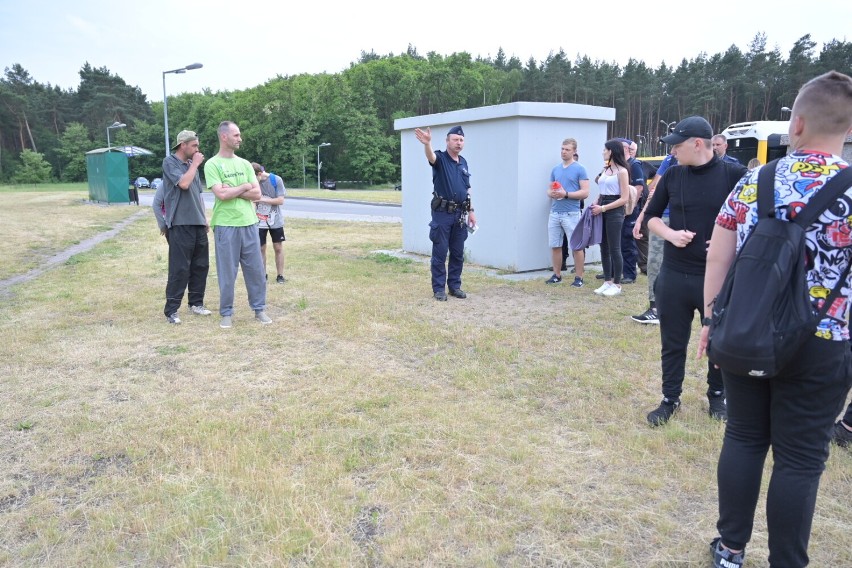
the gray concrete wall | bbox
[395,102,615,272]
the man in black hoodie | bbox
[643,116,747,426]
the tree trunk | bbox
[23,113,37,152]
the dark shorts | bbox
[259,227,286,244]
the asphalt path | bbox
[138,193,401,223]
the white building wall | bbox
[395,102,615,272]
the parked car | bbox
[321,180,337,190]
[394,184,402,191]
[134,177,150,188]
[150,178,163,191]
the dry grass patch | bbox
[0,210,850,566]
[0,191,141,280]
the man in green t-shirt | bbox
[204,121,271,328]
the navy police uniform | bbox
[621,157,647,281]
[428,127,471,295]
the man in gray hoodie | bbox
[153,130,211,324]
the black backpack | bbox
[707,159,852,378]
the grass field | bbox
[0,182,89,193]
[1,190,850,566]
[0,189,141,280]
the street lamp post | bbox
[317,142,331,189]
[107,121,126,149]
[635,134,646,156]
[660,120,677,152]
[162,63,203,157]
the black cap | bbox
[660,116,713,145]
[447,125,465,137]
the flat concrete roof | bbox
[394,101,615,131]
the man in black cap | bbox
[414,125,477,301]
[643,116,747,426]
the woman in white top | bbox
[591,139,631,296]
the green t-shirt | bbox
[204,155,259,228]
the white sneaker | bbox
[190,305,212,316]
[594,282,612,295]
[255,311,272,324]
[602,284,622,297]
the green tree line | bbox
[2,34,850,185]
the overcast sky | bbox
[1,0,849,103]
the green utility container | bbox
[86,148,130,203]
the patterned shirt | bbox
[716,151,852,340]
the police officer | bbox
[414,125,477,301]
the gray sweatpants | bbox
[213,224,267,316]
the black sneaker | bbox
[708,392,727,421]
[833,421,852,448]
[276,275,286,284]
[595,273,605,280]
[631,308,659,324]
[449,288,467,299]
[546,274,563,284]
[571,277,584,288]
[434,291,447,302]
[710,537,744,568]
[621,278,635,284]
[647,398,680,426]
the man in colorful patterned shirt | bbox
[699,71,852,568]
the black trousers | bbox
[655,265,723,399]
[717,336,852,566]
[164,225,209,316]
[599,196,624,283]
[621,207,639,280]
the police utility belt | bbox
[431,193,470,213]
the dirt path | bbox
[0,209,149,298]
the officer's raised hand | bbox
[414,127,431,145]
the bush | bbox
[12,149,53,184]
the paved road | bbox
[138,193,401,223]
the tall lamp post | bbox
[317,142,331,188]
[660,120,677,152]
[635,134,646,156]
[107,121,126,149]
[162,63,203,157]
